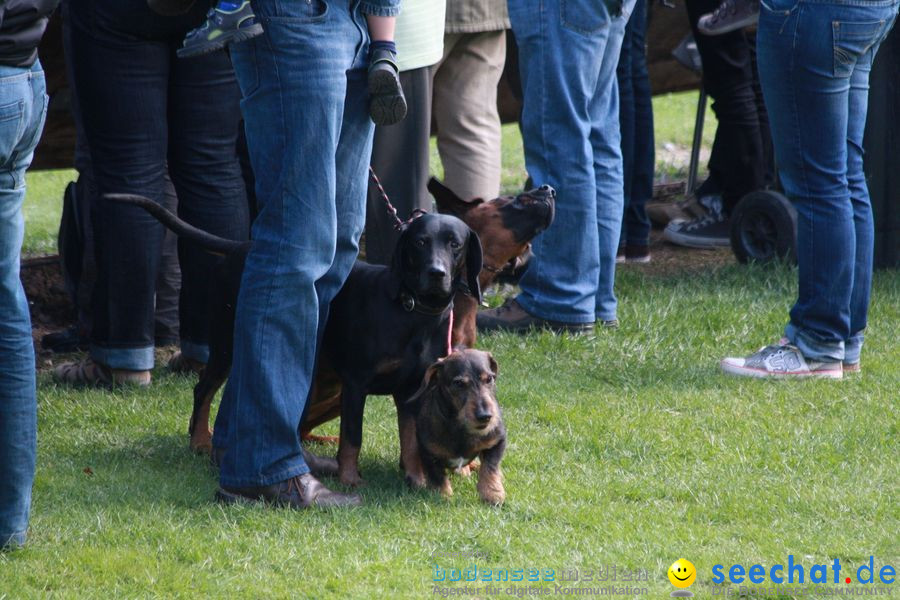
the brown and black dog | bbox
[411,349,506,505]
[428,178,555,348]
[106,194,481,489]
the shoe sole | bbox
[177,23,264,58]
[625,256,651,264]
[719,360,843,379]
[698,13,759,36]
[664,227,730,248]
[368,69,407,126]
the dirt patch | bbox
[637,229,736,276]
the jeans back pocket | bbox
[0,99,25,169]
[833,19,889,77]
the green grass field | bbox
[6,91,898,598]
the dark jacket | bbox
[0,0,59,68]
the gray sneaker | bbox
[698,0,760,36]
[720,339,843,379]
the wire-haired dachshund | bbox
[428,178,555,348]
[105,194,482,488]
[411,349,506,505]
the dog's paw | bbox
[439,479,453,498]
[189,430,213,455]
[477,469,505,506]
[339,468,366,488]
[405,472,427,489]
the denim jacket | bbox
[360,0,402,17]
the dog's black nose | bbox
[428,265,447,279]
[539,185,552,192]
[475,409,492,423]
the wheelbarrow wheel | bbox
[730,190,797,264]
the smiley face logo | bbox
[668,559,697,588]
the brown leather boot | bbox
[216,473,362,509]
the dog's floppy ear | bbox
[428,177,484,218]
[464,229,483,304]
[487,352,498,377]
[406,358,445,408]
[389,223,411,298]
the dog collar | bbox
[399,291,453,316]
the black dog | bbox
[105,195,482,489]
[411,349,506,505]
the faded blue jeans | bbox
[510,0,636,324]
[0,62,47,549]
[757,0,898,362]
[212,0,397,487]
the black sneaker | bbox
[697,0,760,36]
[368,48,407,126]
[177,1,263,59]
[663,199,730,248]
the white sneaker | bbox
[720,338,843,379]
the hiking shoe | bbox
[646,194,713,227]
[842,361,861,373]
[698,0,760,35]
[368,48,407,126]
[177,1,263,59]
[53,357,151,388]
[720,338,843,379]
[477,298,594,335]
[664,196,730,247]
[216,473,362,509]
[600,319,620,329]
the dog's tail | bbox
[105,193,248,254]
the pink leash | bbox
[446,310,454,358]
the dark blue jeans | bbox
[758,0,898,362]
[617,0,654,248]
[68,0,248,370]
[0,62,47,550]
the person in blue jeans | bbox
[616,0,654,264]
[0,0,58,550]
[477,0,636,333]
[211,0,399,509]
[721,0,898,378]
